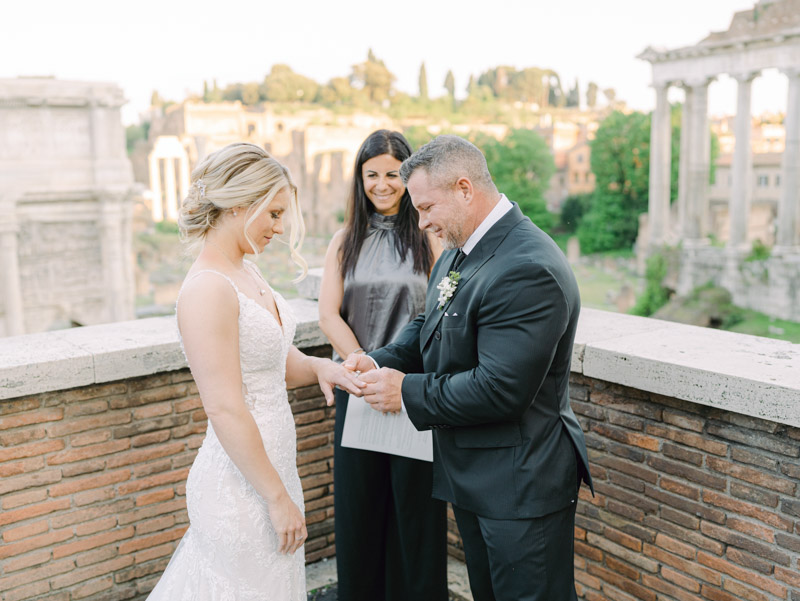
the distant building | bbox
[0,77,136,336]
[132,101,393,235]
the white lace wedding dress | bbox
[148,268,306,601]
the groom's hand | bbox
[359,367,404,414]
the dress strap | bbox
[176,269,241,309]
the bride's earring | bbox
[233,210,238,217]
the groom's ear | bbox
[454,177,474,203]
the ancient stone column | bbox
[164,158,179,222]
[686,78,712,241]
[677,84,692,240]
[729,72,757,249]
[149,154,163,222]
[777,68,800,250]
[178,153,190,209]
[648,82,671,247]
[0,196,25,336]
[99,192,134,323]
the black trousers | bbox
[452,502,579,601]
[333,388,448,601]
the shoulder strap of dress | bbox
[176,269,241,310]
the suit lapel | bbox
[421,203,527,349]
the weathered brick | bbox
[117,498,187,526]
[707,424,799,457]
[606,555,639,580]
[45,382,127,403]
[728,482,779,509]
[0,397,40,416]
[700,584,741,601]
[0,497,71,527]
[135,515,176,536]
[0,528,73,560]
[0,439,65,463]
[730,447,778,470]
[106,442,186,469]
[136,488,175,506]
[775,531,800,552]
[47,412,131,437]
[722,579,770,601]
[726,517,775,542]
[645,424,728,455]
[75,516,118,536]
[655,533,695,559]
[115,557,171,583]
[591,423,660,451]
[641,573,701,601]
[586,532,658,572]
[643,543,721,585]
[644,485,726,524]
[70,429,113,447]
[775,565,800,588]
[0,407,63,430]
[586,564,656,601]
[133,458,173,478]
[0,558,74,592]
[113,415,190,438]
[4,547,52,571]
[0,455,45,478]
[51,499,135,528]
[661,506,700,529]
[662,442,703,466]
[53,526,135,559]
[660,477,701,500]
[49,555,134,588]
[661,566,701,592]
[74,486,117,507]
[297,445,334,466]
[174,396,202,413]
[592,455,656,483]
[133,402,174,420]
[117,468,189,495]
[118,526,186,554]
[595,482,659,513]
[0,580,51,601]
[725,547,775,574]
[700,520,790,566]
[0,426,46,446]
[134,542,176,564]
[2,487,48,510]
[590,392,662,420]
[2,518,49,542]
[61,458,107,478]
[48,439,131,465]
[606,411,645,431]
[707,456,796,494]
[64,400,109,417]
[662,410,705,433]
[131,430,171,447]
[646,456,726,490]
[72,575,113,599]
[110,384,188,409]
[781,498,800,518]
[604,527,642,552]
[49,468,131,497]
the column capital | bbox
[730,71,760,83]
[649,81,671,92]
[680,76,715,90]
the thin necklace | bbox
[206,239,267,297]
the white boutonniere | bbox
[436,271,461,310]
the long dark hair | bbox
[339,130,432,278]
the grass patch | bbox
[724,310,800,343]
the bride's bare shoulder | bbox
[178,269,239,323]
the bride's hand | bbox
[267,491,307,555]
[312,358,366,405]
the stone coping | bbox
[1,302,798,429]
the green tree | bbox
[510,67,547,105]
[566,79,580,108]
[444,70,455,98]
[577,110,651,253]
[559,193,592,232]
[317,76,358,105]
[351,49,395,103]
[125,121,150,155]
[586,82,598,109]
[418,62,428,100]
[480,129,556,230]
[630,253,670,316]
[260,64,318,103]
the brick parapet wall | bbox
[0,347,336,601]
[3,301,800,600]
[568,374,800,601]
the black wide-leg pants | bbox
[333,388,448,601]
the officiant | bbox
[318,130,447,601]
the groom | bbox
[346,135,593,601]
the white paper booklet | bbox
[341,394,433,462]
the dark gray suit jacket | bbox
[371,203,593,520]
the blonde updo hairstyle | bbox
[179,142,307,280]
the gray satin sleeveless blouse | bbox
[334,213,427,362]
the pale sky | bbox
[1,0,786,125]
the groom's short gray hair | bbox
[400,135,496,192]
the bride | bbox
[147,143,364,600]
